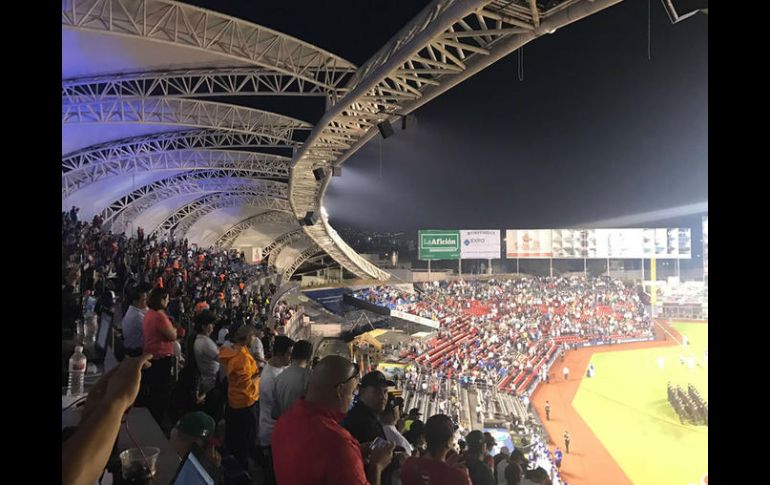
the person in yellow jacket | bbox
[219,325,260,469]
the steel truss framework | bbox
[280,244,323,282]
[214,211,298,248]
[62,0,621,280]
[152,194,295,240]
[63,127,302,192]
[101,170,288,231]
[62,68,346,105]
[262,229,307,266]
[62,148,290,198]
[62,97,312,135]
[62,0,357,96]
[287,0,621,280]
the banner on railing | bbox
[391,309,440,329]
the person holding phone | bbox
[272,356,394,485]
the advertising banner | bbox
[678,228,692,259]
[390,309,440,329]
[419,230,460,260]
[460,230,501,259]
[506,229,553,258]
[506,228,688,259]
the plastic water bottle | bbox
[68,346,87,396]
[83,313,98,347]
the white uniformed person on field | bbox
[545,401,551,421]
[563,430,570,453]
[562,366,569,380]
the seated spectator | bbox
[464,430,495,485]
[400,414,471,485]
[272,339,314,420]
[272,355,394,485]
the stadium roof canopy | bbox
[62,0,624,281]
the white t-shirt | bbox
[258,363,286,447]
[216,327,229,345]
[250,337,265,364]
[383,424,413,456]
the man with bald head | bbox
[272,356,394,485]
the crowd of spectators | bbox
[356,276,652,395]
[63,210,637,485]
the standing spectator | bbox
[142,287,177,428]
[553,447,562,470]
[403,420,426,456]
[122,283,152,357]
[343,370,394,443]
[403,408,422,432]
[464,430,495,485]
[69,205,79,224]
[272,340,314,420]
[494,447,510,485]
[272,356,394,485]
[381,399,413,456]
[193,310,224,422]
[219,325,260,470]
[258,335,295,485]
[400,414,471,485]
[250,327,267,368]
[193,311,220,394]
[62,268,82,339]
[483,433,496,469]
[503,462,522,485]
[563,431,570,454]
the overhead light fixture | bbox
[377,120,394,139]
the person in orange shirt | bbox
[219,325,260,469]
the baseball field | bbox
[533,321,708,485]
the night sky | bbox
[181,0,708,235]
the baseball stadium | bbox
[61,1,707,484]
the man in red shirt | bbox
[272,355,394,485]
[401,414,471,485]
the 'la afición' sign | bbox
[419,230,460,260]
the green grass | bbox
[572,322,708,485]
